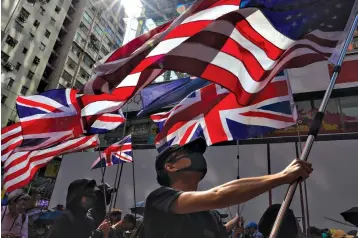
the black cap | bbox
[155,137,207,172]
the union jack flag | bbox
[91,135,133,170]
[82,0,357,108]
[3,135,99,192]
[83,110,126,134]
[16,89,83,151]
[151,76,297,152]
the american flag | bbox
[151,76,297,152]
[82,0,357,107]
[91,135,133,170]
[3,135,99,192]
[16,89,83,151]
[1,123,23,162]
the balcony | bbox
[51,50,60,58]
[69,2,76,11]
[1,61,14,72]
[86,47,97,60]
[56,37,64,46]
[5,36,18,48]
[46,63,55,71]
[66,14,73,22]
[60,25,68,34]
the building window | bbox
[18,8,30,23]
[27,70,35,80]
[79,22,89,35]
[33,20,40,28]
[79,68,90,80]
[14,21,24,33]
[20,86,29,95]
[61,70,72,82]
[66,58,77,70]
[7,78,14,89]
[1,52,10,63]
[75,80,83,89]
[22,47,28,54]
[29,33,34,42]
[94,24,103,35]
[33,56,40,65]
[39,43,46,51]
[15,62,21,71]
[55,6,61,13]
[83,54,95,68]
[50,17,56,25]
[5,35,18,47]
[39,6,46,15]
[1,95,7,104]
[45,30,51,38]
[71,43,82,57]
[83,11,92,24]
[101,46,109,56]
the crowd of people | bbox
[1,138,357,238]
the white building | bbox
[1,0,127,127]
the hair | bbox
[308,226,323,236]
[109,208,123,217]
[258,204,298,238]
[9,194,31,205]
[123,214,136,227]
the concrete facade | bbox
[1,0,127,127]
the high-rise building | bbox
[1,0,127,127]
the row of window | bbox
[2,78,29,97]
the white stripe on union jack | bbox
[82,0,356,110]
[1,123,23,162]
[91,135,133,170]
[151,76,297,152]
[3,135,99,192]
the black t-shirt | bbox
[144,187,228,238]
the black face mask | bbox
[175,152,207,179]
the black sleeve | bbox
[46,214,72,238]
[146,187,183,213]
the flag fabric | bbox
[16,89,83,151]
[3,135,99,192]
[138,77,210,116]
[91,135,133,170]
[83,110,126,134]
[83,0,357,107]
[151,75,297,152]
[1,123,23,162]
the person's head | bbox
[155,138,207,189]
[245,222,258,234]
[66,178,97,212]
[332,230,354,238]
[308,226,323,238]
[258,204,298,238]
[118,214,136,230]
[108,209,123,225]
[7,189,31,215]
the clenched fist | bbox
[280,159,313,184]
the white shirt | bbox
[1,206,28,238]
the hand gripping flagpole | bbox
[269,14,358,238]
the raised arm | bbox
[171,159,312,214]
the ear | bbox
[164,162,177,172]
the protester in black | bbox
[144,137,313,238]
[47,179,98,238]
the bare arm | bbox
[172,173,284,214]
[224,215,238,232]
[171,159,312,214]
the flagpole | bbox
[132,156,137,221]
[112,164,124,209]
[269,14,358,238]
[267,143,272,206]
[295,142,307,237]
[97,148,108,214]
[236,140,240,216]
[110,104,129,210]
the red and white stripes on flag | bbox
[3,135,99,192]
[83,0,355,108]
[1,123,23,162]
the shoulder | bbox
[53,211,74,226]
[146,187,182,202]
